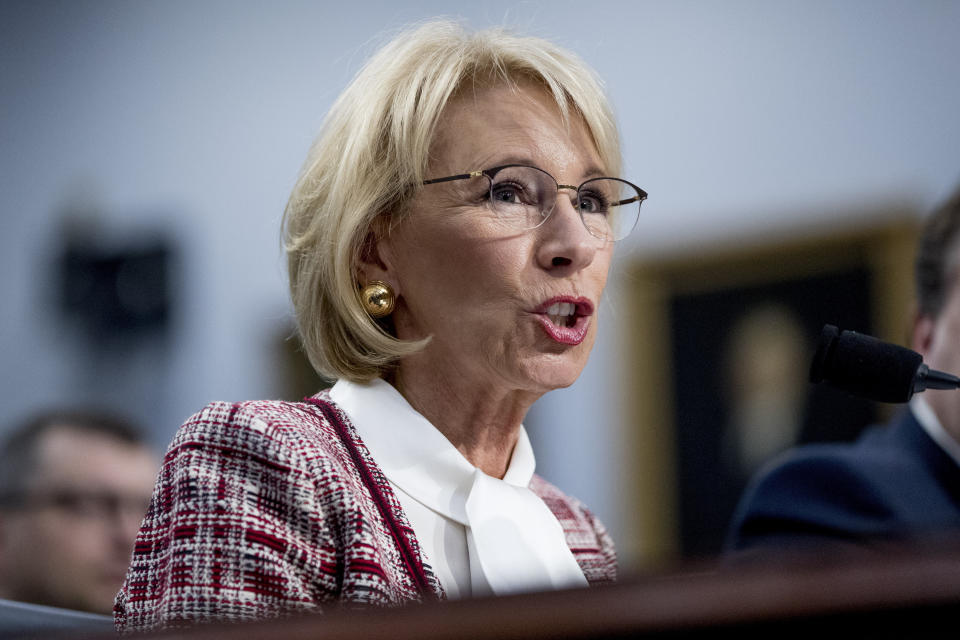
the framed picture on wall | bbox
[623,214,920,567]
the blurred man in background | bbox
[0,409,157,614]
[727,187,960,556]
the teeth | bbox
[545,302,578,328]
[546,302,575,316]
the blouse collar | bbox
[329,377,587,595]
[329,377,535,524]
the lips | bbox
[532,296,594,345]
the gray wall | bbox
[3,0,959,571]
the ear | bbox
[911,307,936,357]
[356,221,400,295]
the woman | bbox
[115,20,646,631]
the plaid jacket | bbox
[115,392,617,632]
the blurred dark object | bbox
[810,323,960,403]
[57,237,172,340]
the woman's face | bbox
[371,82,614,395]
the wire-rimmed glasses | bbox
[422,164,647,242]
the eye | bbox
[491,185,520,204]
[490,181,532,206]
[578,190,609,215]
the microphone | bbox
[809,324,960,403]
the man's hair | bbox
[916,186,960,318]
[283,19,622,383]
[0,408,146,505]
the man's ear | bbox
[912,306,936,357]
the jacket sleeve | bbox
[724,450,896,560]
[114,402,340,632]
[530,475,618,584]
[578,503,618,583]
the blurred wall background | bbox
[2,0,959,574]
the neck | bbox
[391,362,540,478]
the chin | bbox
[521,355,588,392]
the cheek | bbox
[19,515,78,557]
[933,319,960,367]
[931,296,960,357]
[413,234,528,298]
[589,249,614,292]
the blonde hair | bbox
[284,19,622,382]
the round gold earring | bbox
[360,280,395,318]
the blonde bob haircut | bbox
[284,19,622,383]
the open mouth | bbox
[534,297,593,345]
[545,301,578,328]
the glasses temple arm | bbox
[422,170,484,186]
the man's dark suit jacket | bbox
[725,408,960,557]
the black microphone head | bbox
[809,324,922,403]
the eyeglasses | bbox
[422,164,647,242]
[0,489,151,520]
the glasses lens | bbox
[578,178,643,241]
[487,166,557,231]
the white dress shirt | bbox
[329,378,587,599]
[911,395,960,467]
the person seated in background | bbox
[0,408,157,615]
[725,187,960,558]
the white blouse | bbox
[329,378,587,599]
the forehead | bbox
[31,425,156,491]
[428,81,604,179]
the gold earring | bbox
[361,280,395,318]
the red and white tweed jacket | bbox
[115,392,617,632]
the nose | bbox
[535,191,599,273]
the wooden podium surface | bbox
[101,546,960,639]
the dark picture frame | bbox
[623,214,920,567]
